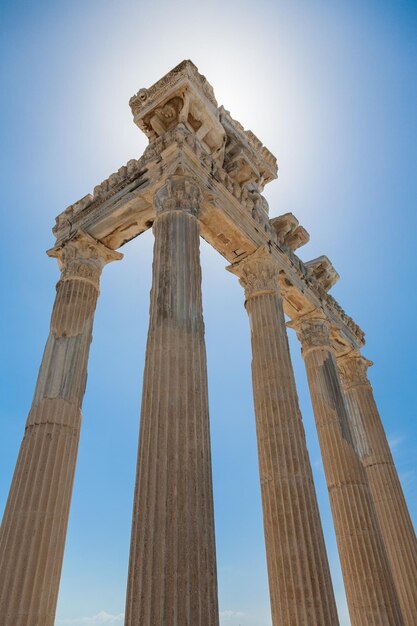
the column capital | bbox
[338,352,373,390]
[154,175,201,216]
[47,231,123,289]
[288,311,332,356]
[226,246,281,300]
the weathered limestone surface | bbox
[293,314,404,626]
[339,353,417,626]
[52,61,365,357]
[3,60,416,626]
[0,232,121,626]
[125,176,219,626]
[228,249,340,626]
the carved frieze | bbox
[220,107,277,193]
[130,60,218,114]
[324,293,364,344]
[53,157,148,237]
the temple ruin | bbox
[1,60,416,626]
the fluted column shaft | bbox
[228,249,339,626]
[295,315,404,626]
[125,177,219,626]
[339,353,417,626]
[0,232,121,626]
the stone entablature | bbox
[270,212,310,250]
[305,255,340,291]
[51,61,364,354]
[219,106,277,190]
[3,59,417,626]
[227,246,281,300]
[130,60,225,166]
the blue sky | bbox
[0,1,416,625]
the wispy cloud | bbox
[399,469,416,487]
[220,609,246,621]
[59,609,246,625]
[388,434,404,451]
[57,611,124,625]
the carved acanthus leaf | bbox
[289,313,332,354]
[227,247,280,300]
[154,176,201,216]
[338,353,373,390]
[47,231,122,287]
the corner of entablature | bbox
[305,255,340,292]
[270,213,310,251]
[129,60,225,167]
[219,106,278,194]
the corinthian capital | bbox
[289,312,332,356]
[154,176,201,216]
[47,231,123,289]
[338,352,373,390]
[227,247,280,300]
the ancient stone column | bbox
[125,176,219,626]
[228,248,340,626]
[338,352,417,626]
[293,313,404,626]
[0,231,121,626]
